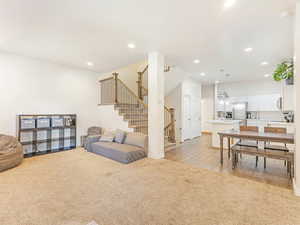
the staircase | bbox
[115,103,148,134]
[99,71,176,149]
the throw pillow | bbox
[124,132,146,148]
[114,129,126,144]
[99,131,115,142]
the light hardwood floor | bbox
[165,133,292,189]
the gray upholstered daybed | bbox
[86,130,147,164]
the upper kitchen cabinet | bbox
[225,101,233,112]
[247,96,257,111]
[215,99,225,112]
[281,81,294,111]
[247,94,280,111]
[216,94,280,112]
[258,94,281,111]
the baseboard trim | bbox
[293,179,300,196]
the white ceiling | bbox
[0,0,296,83]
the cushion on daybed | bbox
[124,132,147,148]
[114,129,126,144]
[99,131,115,142]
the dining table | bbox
[218,129,295,165]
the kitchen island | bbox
[207,120,242,149]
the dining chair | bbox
[238,126,259,147]
[237,126,259,164]
[263,127,289,169]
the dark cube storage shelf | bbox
[17,114,77,158]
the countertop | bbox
[246,119,294,125]
[208,120,242,124]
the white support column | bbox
[294,0,300,196]
[147,52,165,159]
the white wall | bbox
[96,106,133,133]
[201,84,215,132]
[164,67,191,96]
[294,0,300,196]
[0,51,134,145]
[0,52,103,145]
[99,61,147,95]
[165,84,182,142]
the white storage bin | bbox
[52,129,60,139]
[37,118,50,128]
[21,119,35,129]
[64,139,71,148]
[20,131,33,142]
[70,139,76,148]
[52,140,60,150]
[37,130,48,141]
[37,143,48,152]
[23,144,34,154]
[64,128,75,138]
[64,128,71,138]
[52,118,64,127]
[70,129,76,137]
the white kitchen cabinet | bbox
[260,94,280,111]
[216,99,225,112]
[247,94,280,112]
[282,82,294,111]
[216,94,280,112]
[225,101,233,112]
[247,96,258,111]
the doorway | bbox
[182,94,201,141]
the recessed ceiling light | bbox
[244,47,253,52]
[261,61,269,66]
[224,0,236,9]
[193,59,200,64]
[127,43,136,49]
[200,72,206,76]
[87,62,94,66]
[264,74,270,78]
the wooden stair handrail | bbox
[99,77,114,83]
[117,78,148,109]
[138,64,171,75]
[139,65,149,76]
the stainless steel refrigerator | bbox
[232,102,247,125]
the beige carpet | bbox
[1,149,300,225]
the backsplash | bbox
[219,111,288,122]
[256,111,285,121]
